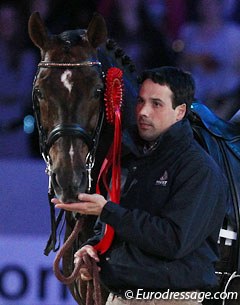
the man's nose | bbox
[138,103,151,117]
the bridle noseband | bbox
[47,124,94,151]
[33,60,104,193]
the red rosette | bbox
[104,67,123,124]
[94,67,124,254]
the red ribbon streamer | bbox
[94,67,123,254]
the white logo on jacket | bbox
[155,170,168,186]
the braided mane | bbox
[105,38,136,72]
[97,38,139,128]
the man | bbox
[52,67,227,305]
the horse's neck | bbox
[90,42,139,193]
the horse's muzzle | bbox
[51,168,87,202]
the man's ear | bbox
[176,103,186,120]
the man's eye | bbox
[137,97,144,104]
[153,101,161,107]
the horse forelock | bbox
[42,29,92,62]
[59,29,88,46]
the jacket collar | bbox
[122,119,194,160]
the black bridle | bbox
[32,60,105,254]
[33,60,104,191]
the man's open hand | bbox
[51,193,107,216]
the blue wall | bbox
[0,159,76,305]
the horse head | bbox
[28,12,108,202]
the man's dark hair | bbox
[140,66,195,116]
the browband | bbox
[38,61,102,68]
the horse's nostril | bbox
[71,171,87,194]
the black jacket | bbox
[88,119,227,293]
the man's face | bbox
[136,79,186,142]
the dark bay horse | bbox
[28,12,240,305]
[28,11,138,304]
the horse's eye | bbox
[34,88,44,100]
[93,88,103,99]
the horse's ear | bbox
[28,12,49,50]
[87,13,108,48]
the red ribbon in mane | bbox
[94,67,123,254]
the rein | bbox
[53,217,102,305]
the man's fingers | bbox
[51,193,106,216]
[78,193,102,202]
[79,266,101,281]
[74,256,81,265]
[51,198,60,205]
[55,202,84,211]
[85,247,100,262]
[78,193,94,202]
[74,246,100,262]
[80,267,92,281]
